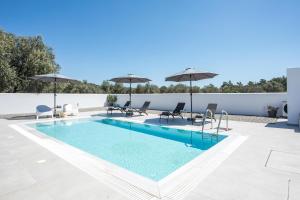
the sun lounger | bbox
[107,101,131,115]
[36,105,53,119]
[133,101,151,115]
[195,103,218,121]
[159,102,185,123]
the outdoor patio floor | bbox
[0,111,300,200]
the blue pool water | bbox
[31,118,226,181]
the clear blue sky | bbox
[0,0,299,86]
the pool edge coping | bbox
[9,115,248,199]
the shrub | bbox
[106,94,117,106]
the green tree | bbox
[159,86,168,93]
[0,64,17,92]
[0,29,59,92]
[201,84,219,93]
[112,83,124,94]
[11,36,59,92]
[148,84,160,93]
[135,84,145,94]
[173,84,187,93]
[192,86,201,93]
[221,81,235,93]
[0,30,17,92]
[167,84,175,93]
[100,80,112,93]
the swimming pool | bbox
[30,118,226,181]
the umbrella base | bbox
[187,117,196,121]
[126,110,134,117]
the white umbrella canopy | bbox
[165,68,218,82]
[110,74,151,83]
[165,68,218,124]
[30,73,80,83]
[109,74,151,107]
[30,73,80,115]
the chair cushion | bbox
[195,114,204,118]
[36,105,52,112]
[107,107,119,111]
[161,111,171,116]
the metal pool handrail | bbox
[201,109,229,141]
[201,109,214,139]
[216,110,229,135]
[202,109,213,130]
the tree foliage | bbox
[219,77,286,93]
[0,29,59,92]
[0,29,104,93]
[0,30,17,92]
[98,76,286,94]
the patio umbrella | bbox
[165,68,218,124]
[109,74,151,108]
[30,73,80,115]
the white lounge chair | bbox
[63,104,79,116]
[36,105,53,120]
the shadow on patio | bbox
[2,114,36,120]
[265,121,300,133]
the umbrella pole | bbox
[54,78,57,116]
[129,81,132,108]
[190,75,193,125]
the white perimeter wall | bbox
[0,93,107,115]
[2,68,299,120]
[116,93,287,117]
[287,68,300,125]
[0,93,287,117]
